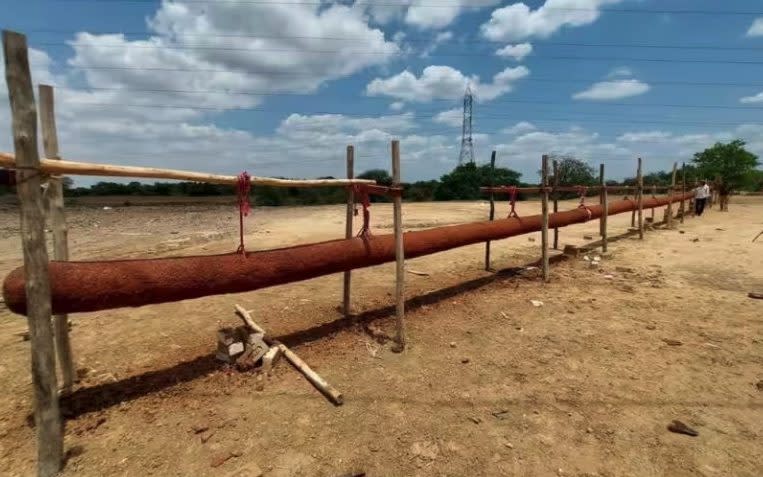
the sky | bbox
[1,0,762,185]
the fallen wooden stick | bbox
[234,304,266,334]
[406,268,430,277]
[753,230,763,243]
[233,304,343,405]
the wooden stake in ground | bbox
[552,159,560,250]
[637,158,644,239]
[342,145,354,319]
[651,184,657,222]
[600,163,608,253]
[39,85,75,395]
[3,30,63,477]
[541,155,550,282]
[484,150,496,271]
[680,162,686,224]
[667,162,677,228]
[391,140,406,352]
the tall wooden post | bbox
[39,85,75,395]
[3,30,63,477]
[391,140,406,352]
[637,158,644,239]
[600,164,608,252]
[541,155,550,282]
[552,159,560,250]
[680,162,686,224]
[667,162,677,228]
[342,145,354,319]
[651,184,656,222]
[484,150,496,271]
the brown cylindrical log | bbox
[3,194,691,316]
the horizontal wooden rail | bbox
[481,185,679,194]
[0,152,376,188]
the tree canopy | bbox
[692,139,760,194]
[434,162,521,201]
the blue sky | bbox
[1,0,762,184]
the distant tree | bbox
[357,169,393,186]
[548,155,597,186]
[692,139,760,210]
[434,162,521,201]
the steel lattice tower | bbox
[458,84,475,165]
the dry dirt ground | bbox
[0,196,761,477]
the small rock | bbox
[192,424,209,434]
[528,237,536,242]
[583,235,594,240]
[592,256,601,262]
[667,420,698,437]
[691,238,699,242]
[530,300,544,307]
[679,230,685,234]
[492,410,509,420]
[461,358,470,364]
[615,266,634,273]
[211,450,242,468]
[645,324,657,331]
[469,416,482,424]
[755,380,763,391]
[662,339,683,346]
[586,427,593,434]
[583,255,591,262]
[603,274,615,279]
[449,342,457,348]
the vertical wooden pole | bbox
[3,30,63,477]
[651,184,656,222]
[552,160,559,250]
[39,85,75,395]
[391,140,406,352]
[680,162,686,224]
[541,155,550,283]
[637,158,644,239]
[484,150,496,271]
[342,145,354,319]
[600,164,608,252]
[667,162,677,228]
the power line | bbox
[50,100,760,127]
[33,1,763,15]
[32,39,763,53]
[53,97,763,112]
[30,49,763,66]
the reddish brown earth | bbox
[0,197,761,476]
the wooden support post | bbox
[541,155,550,282]
[651,184,656,222]
[342,145,354,318]
[637,158,644,239]
[3,30,63,477]
[680,162,686,224]
[391,140,406,352]
[39,85,75,395]
[667,162,677,228]
[600,164,608,252]
[552,159,560,250]
[484,150,496,271]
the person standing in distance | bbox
[694,180,710,216]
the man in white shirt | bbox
[694,180,710,216]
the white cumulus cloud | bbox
[747,18,763,36]
[740,91,763,104]
[405,0,502,29]
[481,0,624,42]
[432,108,463,127]
[495,43,533,60]
[503,121,537,135]
[573,79,650,101]
[366,65,529,103]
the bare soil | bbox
[0,196,761,477]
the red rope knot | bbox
[236,172,252,254]
[506,186,519,218]
[576,185,593,221]
[353,184,372,238]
